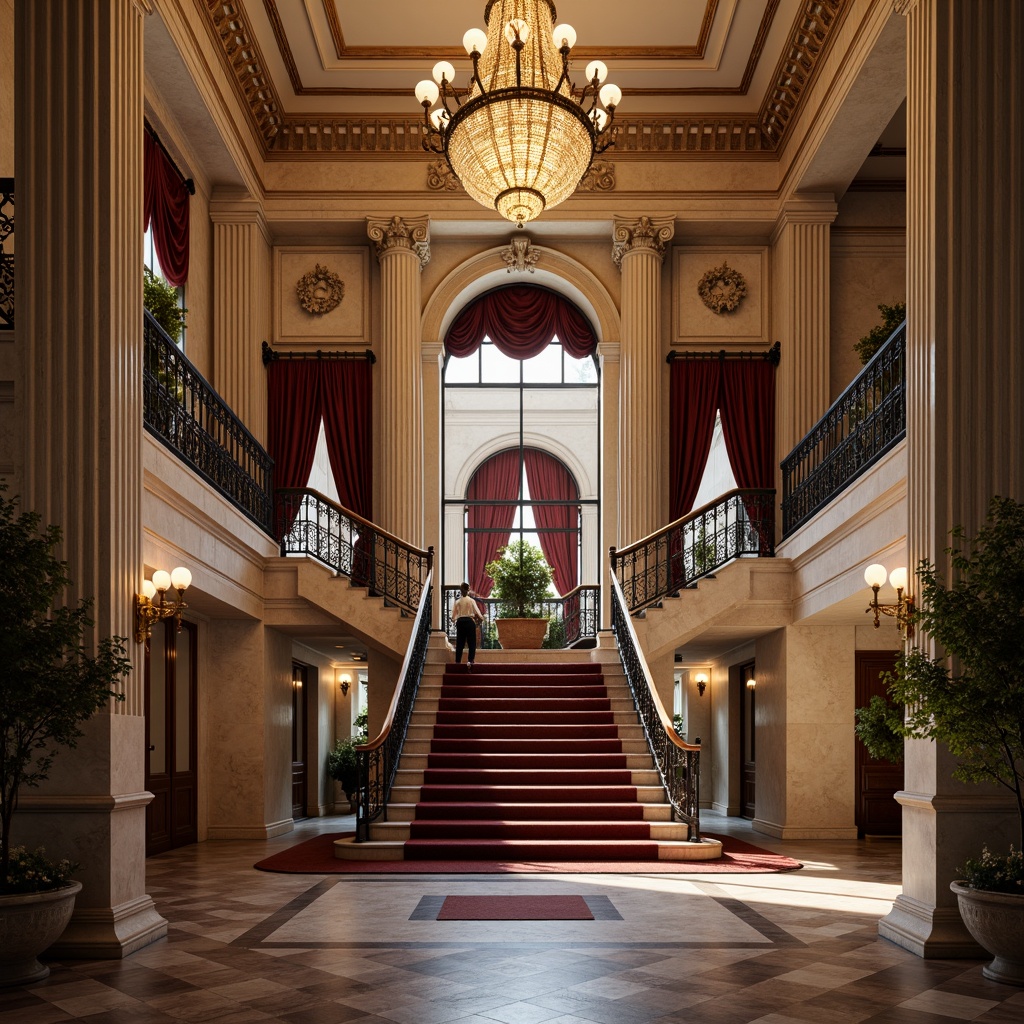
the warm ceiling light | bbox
[416,0,620,227]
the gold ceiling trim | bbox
[206,0,847,159]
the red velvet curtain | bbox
[144,132,190,287]
[445,285,597,360]
[524,449,579,596]
[467,449,521,596]
[669,360,722,520]
[320,360,373,519]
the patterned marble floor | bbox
[5,813,1023,1024]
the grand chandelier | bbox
[415,0,621,227]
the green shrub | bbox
[854,300,905,364]
[144,265,187,342]
[485,540,553,618]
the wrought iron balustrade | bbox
[611,488,775,614]
[781,321,906,536]
[440,584,599,649]
[355,578,432,841]
[0,178,12,331]
[143,311,274,532]
[610,570,701,840]
[275,488,433,615]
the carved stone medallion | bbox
[697,262,747,314]
[296,263,345,316]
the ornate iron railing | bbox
[0,178,13,330]
[440,584,599,649]
[781,321,906,536]
[275,488,433,615]
[355,576,432,841]
[143,311,274,532]
[610,488,775,614]
[610,570,701,840]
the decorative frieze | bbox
[426,160,461,192]
[578,161,615,192]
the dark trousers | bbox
[455,616,477,664]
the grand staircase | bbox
[335,650,721,863]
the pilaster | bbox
[15,0,165,955]
[881,0,1024,958]
[210,197,272,445]
[612,215,674,546]
[367,215,430,545]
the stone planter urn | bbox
[0,881,82,987]
[495,617,548,650]
[950,881,1024,985]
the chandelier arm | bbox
[552,46,572,96]
[469,49,487,98]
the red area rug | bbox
[437,895,593,920]
[253,832,803,874]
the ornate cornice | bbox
[578,161,616,192]
[426,161,461,192]
[367,216,431,269]
[612,216,676,269]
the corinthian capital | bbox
[611,215,676,269]
[367,215,431,269]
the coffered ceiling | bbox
[203,0,850,157]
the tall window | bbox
[144,224,186,349]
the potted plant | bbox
[484,540,553,649]
[327,737,360,810]
[855,495,1024,984]
[0,492,130,986]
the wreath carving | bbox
[697,262,747,315]
[296,263,345,316]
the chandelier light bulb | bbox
[864,563,887,589]
[141,579,157,601]
[504,19,530,46]
[432,61,455,85]
[152,569,172,593]
[430,107,450,130]
[599,83,622,109]
[888,566,908,592]
[463,27,487,55]
[170,566,192,591]
[415,79,440,106]
[586,60,608,84]
[591,108,608,131]
[552,23,576,49]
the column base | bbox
[50,895,167,960]
[207,819,294,840]
[753,817,859,840]
[878,894,985,959]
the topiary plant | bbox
[854,300,906,364]
[485,540,553,618]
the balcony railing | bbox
[611,488,775,614]
[781,321,906,536]
[144,311,274,533]
[356,574,432,841]
[275,488,433,615]
[610,570,701,840]
[440,584,599,649]
[0,177,12,331]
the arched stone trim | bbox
[450,434,595,503]
[422,245,620,349]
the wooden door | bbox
[291,662,308,820]
[145,620,198,855]
[739,660,756,819]
[855,651,903,836]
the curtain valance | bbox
[143,129,191,287]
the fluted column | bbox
[15,0,167,955]
[613,216,674,546]
[367,215,430,545]
[771,198,836,470]
[211,197,272,445]
[879,0,1024,959]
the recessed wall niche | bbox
[273,246,370,345]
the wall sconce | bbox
[694,673,708,697]
[864,563,914,639]
[340,676,351,696]
[134,567,191,644]
[746,676,757,690]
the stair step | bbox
[388,784,670,805]
[385,801,675,822]
[403,838,662,861]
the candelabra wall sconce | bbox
[746,676,757,690]
[864,563,914,640]
[694,673,708,697]
[134,566,191,644]
[340,676,351,697]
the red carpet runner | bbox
[405,661,665,862]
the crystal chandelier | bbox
[415,0,621,227]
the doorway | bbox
[291,662,309,820]
[738,660,756,820]
[145,619,198,856]
[854,651,904,836]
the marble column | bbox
[367,215,430,545]
[612,216,674,547]
[422,340,444,627]
[211,197,272,445]
[15,0,166,955]
[770,197,836,474]
[879,0,1024,959]
[598,340,620,629]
